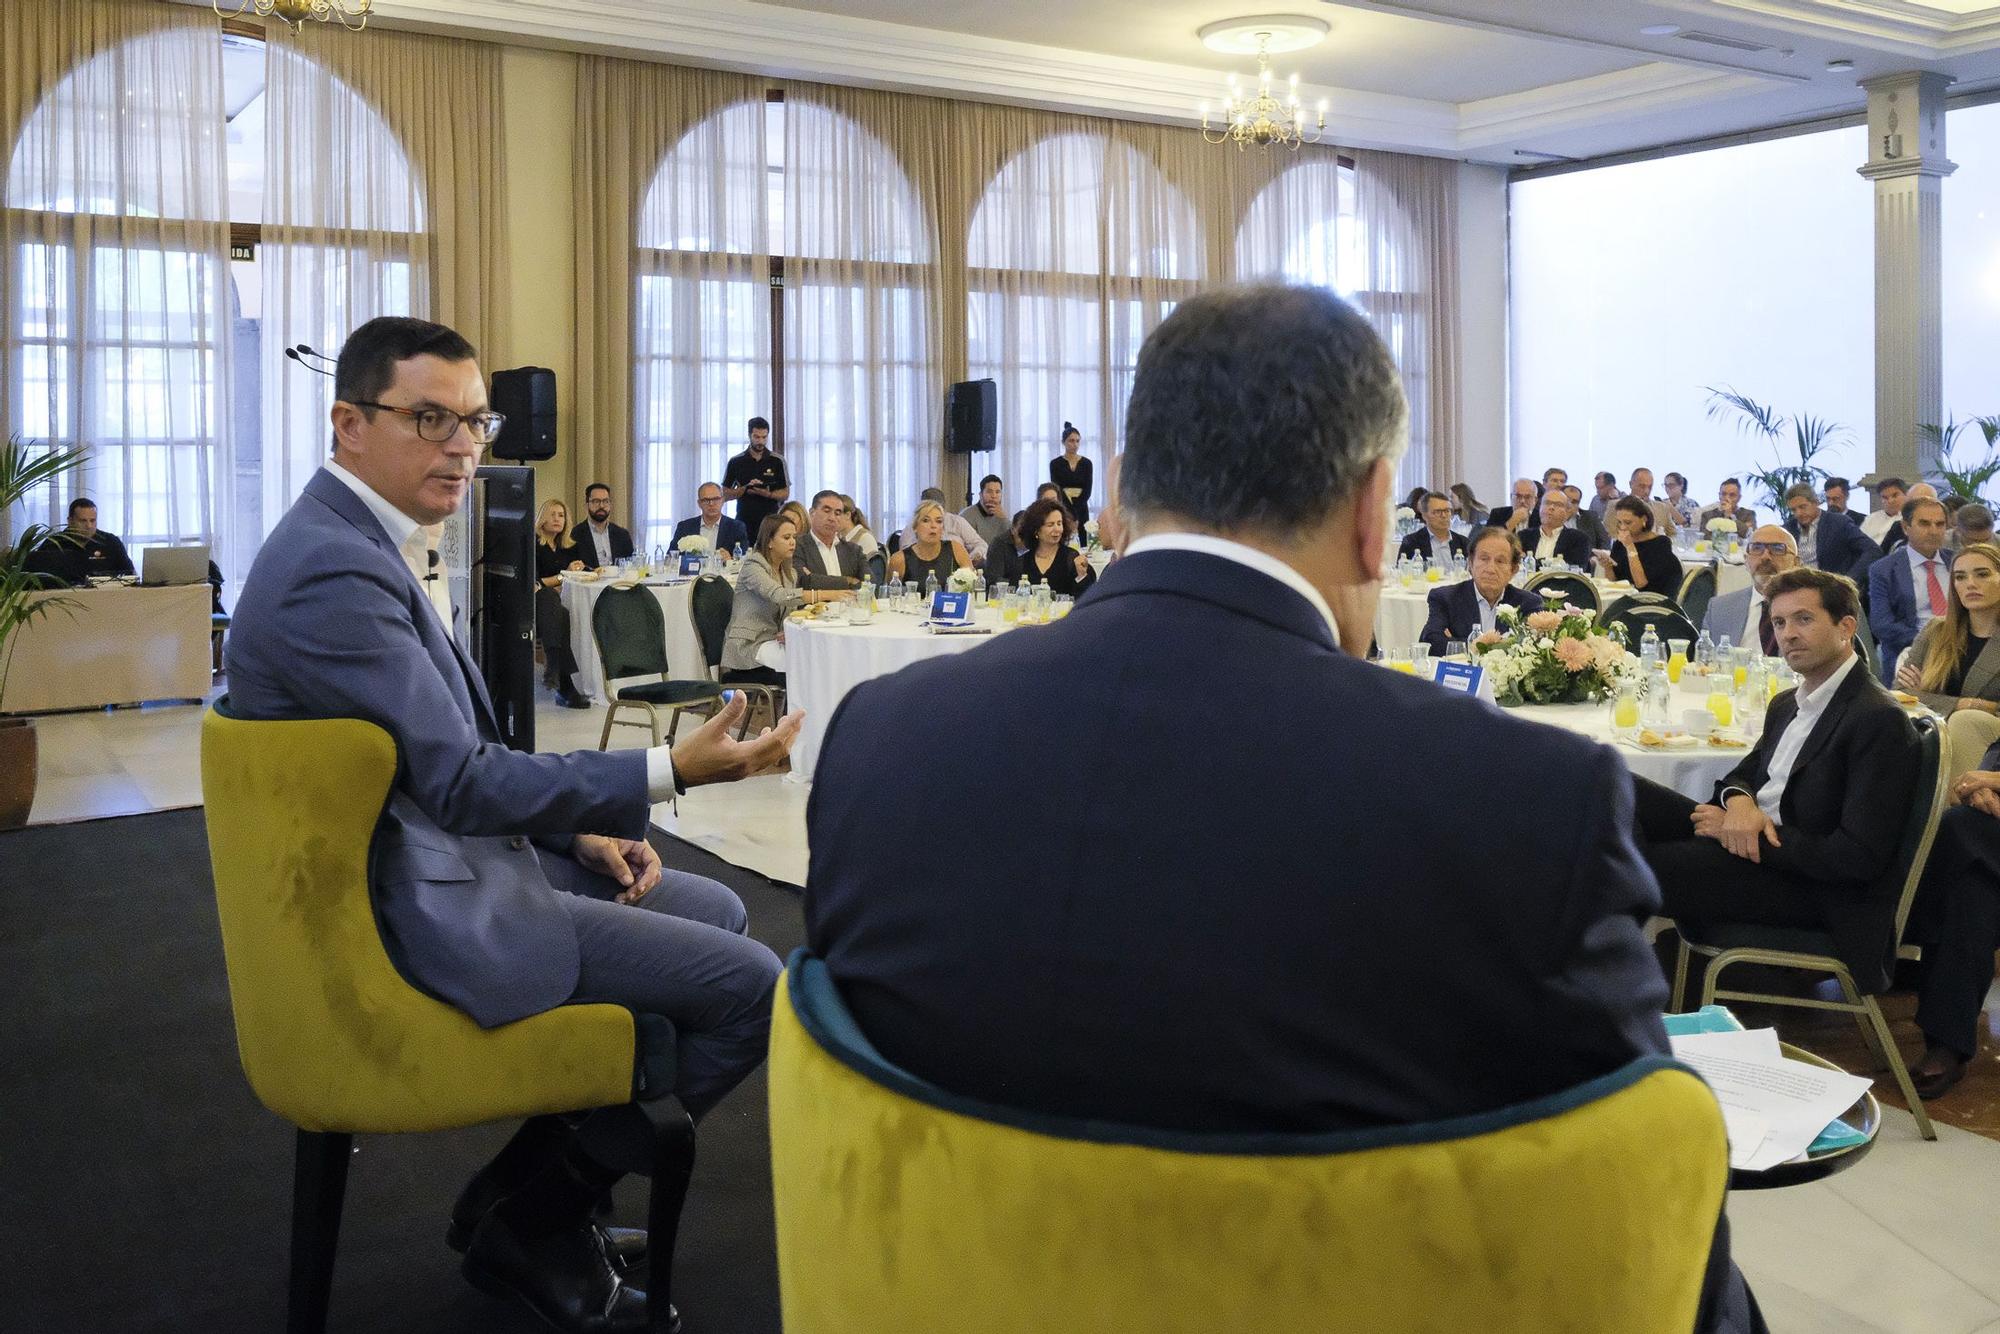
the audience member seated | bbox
[1586,470,1620,526]
[1418,527,1543,654]
[889,499,972,589]
[1862,476,1906,548]
[1823,476,1854,517]
[837,495,880,559]
[802,285,1758,1333]
[1626,467,1680,536]
[1664,471,1702,529]
[1703,526,1797,654]
[1563,483,1610,547]
[1895,542,2000,781]
[1783,482,1877,582]
[1524,487,1593,567]
[571,481,635,566]
[25,497,136,585]
[533,499,591,709]
[982,531,1025,586]
[961,474,1012,551]
[1015,497,1096,597]
[795,490,865,591]
[1878,481,1936,554]
[1955,503,1995,552]
[1869,496,1953,678]
[898,487,988,564]
[1697,478,1758,539]
[1485,477,1542,534]
[1634,567,1919,1000]
[671,481,749,554]
[1448,482,1488,527]
[1905,744,2000,1098]
[722,513,848,686]
[1599,495,1683,593]
[1395,490,1469,564]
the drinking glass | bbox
[1610,685,1641,737]
[1666,639,1690,685]
[1001,591,1020,624]
[1707,685,1735,729]
[1731,647,1750,690]
[1410,643,1433,676]
[1052,594,1073,620]
[1386,647,1413,674]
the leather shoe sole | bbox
[448,1219,648,1271]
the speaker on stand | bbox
[945,378,998,507]
[489,367,558,463]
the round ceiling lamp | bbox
[1198,15,1329,56]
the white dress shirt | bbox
[586,521,615,567]
[1908,545,1948,634]
[1474,589,1504,635]
[810,533,845,580]
[1742,651,1860,824]
[1534,527,1562,560]
[1123,532,1339,644]
[1861,509,1895,544]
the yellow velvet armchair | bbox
[201,702,690,1334]
[769,952,1731,1334]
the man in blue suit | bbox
[1417,527,1544,654]
[1868,495,1953,677]
[1785,482,1877,584]
[228,317,798,1334]
[805,286,1759,1333]
[669,481,749,554]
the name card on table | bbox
[929,590,972,625]
[1432,660,1492,700]
[678,552,705,577]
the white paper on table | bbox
[1671,1030,1873,1172]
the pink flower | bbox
[1475,630,1505,646]
[1555,637,1593,672]
[1587,635,1626,674]
[1526,610,1563,634]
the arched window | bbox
[5,26,228,555]
[966,134,1201,511]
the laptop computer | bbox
[142,544,210,587]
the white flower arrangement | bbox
[1705,516,1737,538]
[1394,506,1417,523]
[1471,603,1637,706]
[1083,518,1100,548]
[676,534,710,554]
[947,565,982,593]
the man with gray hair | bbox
[1954,502,1995,551]
[1704,524,1798,655]
[804,284,1758,1333]
[1783,481,1877,582]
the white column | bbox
[1858,72,1954,482]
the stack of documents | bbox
[1668,1025,1874,1171]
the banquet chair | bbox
[1668,713,1945,1140]
[1676,565,1718,631]
[864,550,886,588]
[1523,569,1598,613]
[1600,601,1698,649]
[591,584,725,751]
[768,950,1730,1334]
[200,702,695,1334]
[687,575,785,739]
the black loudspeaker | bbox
[945,379,997,455]
[489,367,557,461]
[472,465,536,754]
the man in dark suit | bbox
[1868,496,1953,677]
[1395,490,1468,564]
[1563,483,1611,548]
[25,497,136,585]
[571,481,635,566]
[228,317,798,1334]
[1905,745,2000,1098]
[1783,483,1877,583]
[669,481,749,555]
[805,285,1759,1333]
[795,489,865,591]
[1484,477,1543,535]
[1417,527,1544,653]
[1634,567,1919,997]
[1521,486,1594,568]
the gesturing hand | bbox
[672,691,805,787]
[574,834,663,904]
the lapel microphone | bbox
[425,549,441,582]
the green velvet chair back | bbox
[1524,569,1598,613]
[689,575,734,673]
[591,585,670,683]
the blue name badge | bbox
[930,590,972,624]
[678,551,704,577]
[1433,660,1485,696]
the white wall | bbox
[1455,160,1510,507]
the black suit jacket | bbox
[1712,658,1920,988]
[570,520,635,564]
[1522,525,1594,569]
[1396,528,1469,564]
[670,514,749,553]
[1485,504,1539,535]
[794,533,865,590]
[1418,580,1544,654]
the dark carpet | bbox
[0,810,800,1334]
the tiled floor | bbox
[20,684,2000,1331]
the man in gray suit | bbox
[1703,525,1798,656]
[795,489,865,590]
[228,316,800,1334]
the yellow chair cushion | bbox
[201,706,635,1134]
[769,960,1728,1334]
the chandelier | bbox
[1199,26,1327,151]
[213,0,373,32]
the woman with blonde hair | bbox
[532,498,591,708]
[1897,540,2000,781]
[888,498,970,590]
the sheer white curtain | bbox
[965,125,1201,510]
[1353,150,1460,493]
[634,98,771,555]
[2,1,228,558]
[782,88,937,537]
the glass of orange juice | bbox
[1707,687,1734,729]
[1666,639,1689,685]
[1610,686,1641,736]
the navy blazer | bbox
[1522,525,1594,570]
[572,519,636,563]
[227,470,650,1027]
[1396,528,1468,564]
[670,514,749,553]
[1418,580,1544,654]
[1868,546,1952,678]
[1785,508,1878,583]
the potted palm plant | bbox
[1703,386,1846,510]
[1,435,91,829]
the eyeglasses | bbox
[1745,542,1792,555]
[351,400,506,445]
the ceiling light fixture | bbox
[213,0,372,32]
[1197,17,1329,151]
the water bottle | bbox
[923,572,939,603]
[652,543,666,570]
[733,542,745,562]
[887,573,904,608]
[1695,629,1715,671]
[1017,576,1030,601]
[1639,624,1660,667]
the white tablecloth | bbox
[559,574,719,706]
[1375,576,1459,653]
[1514,687,1759,800]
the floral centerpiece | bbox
[1472,604,1637,706]
[675,533,709,554]
[947,565,982,593]
[1393,504,1417,537]
[1082,518,1100,550]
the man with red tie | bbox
[1870,496,1954,678]
[1701,525,1798,656]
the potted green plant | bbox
[1703,387,1846,511]
[1918,415,2000,504]
[0,435,91,829]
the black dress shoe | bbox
[1913,1046,1969,1101]
[462,1211,675,1334]
[556,689,593,710]
[449,1215,648,1271]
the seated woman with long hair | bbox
[1015,496,1095,596]
[721,512,850,686]
[888,499,971,590]
[532,498,590,708]
[1897,541,2000,781]
[1597,494,1683,593]
[838,494,880,558]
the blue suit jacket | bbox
[1418,580,1544,654]
[671,514,749,553]
[1396,528,1468,564]
[1869,546,1952,678]
[226,469,650,1027]
[1786,508,1878,583]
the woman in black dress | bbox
[533,498,591,708]
[888,499,971,591]
[1598,494,1683,594]
[1016,497,1095,597]
[1050,422,1093,529]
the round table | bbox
[559,572,724,706]
[1731,1043,1881,1190]
[1375,575,1459,653]
[1511,674,1766,800]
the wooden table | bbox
[1,583,211,712]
